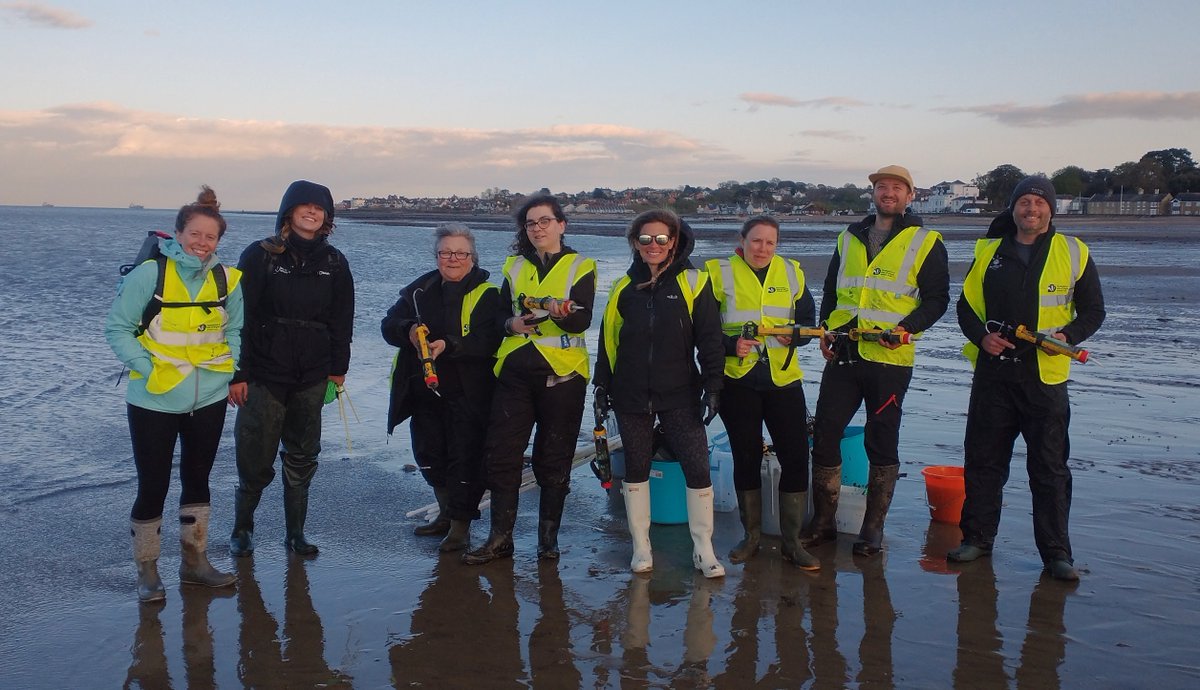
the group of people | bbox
[107,165,1105,604]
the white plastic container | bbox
[707,432,737,513]
[761,453,782,536]
[835,485,867,534]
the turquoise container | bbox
[648,460,688,524]
[840,425,869,488]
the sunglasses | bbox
[637,234,671,246]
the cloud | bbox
[740,93,869,113]
[0,102,758,208]
[797,129,865,143]
[0,2,91,28]
[937,91,1200,127]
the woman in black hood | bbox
[594,209,726,578]
[227,180,355,558]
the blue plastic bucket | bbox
[649,460,688,524]
[840,425,868,488]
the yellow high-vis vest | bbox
[494,253,596,379]
[134,261,242,394]
[826,226,940,367]
[705,255,806,386]
[961,233,1088,384]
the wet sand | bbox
[3,219,1199,688]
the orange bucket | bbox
[921,466,965,524]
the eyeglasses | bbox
[637,234,671,246]
[523,216,558,231]
[436,250,471,260]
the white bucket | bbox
[835,485,867,534]
[707,432,737,513]
[761,453,782,536]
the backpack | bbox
[120,230,228,336]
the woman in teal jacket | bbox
[105,186,244,603]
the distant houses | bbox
[910,180,983,215]
[1083,191,1172,216]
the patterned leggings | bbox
[616,407,712,489]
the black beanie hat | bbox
[275,180,335,234]
[1009,176,1057,217]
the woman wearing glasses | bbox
[382,223,501,552]
[464,196,597,564]
[704,215,820,570]
[594,210,726,578]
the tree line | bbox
[975,148,1198,211]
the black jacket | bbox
[594,222,724,414]
[819,212,950,338]
[382,266,501,433]
[234,234,354,389]
[957,212,1105,381]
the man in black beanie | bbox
[949,176,1105,581]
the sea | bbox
[2,204,1197,510]
[3,204,1200,687]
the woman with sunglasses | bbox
[594,210,726,578]
[382,223,501,552]
[464,196,597,565]
[704,215,820,570]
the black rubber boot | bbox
[462,491,518,565]
[536,485,568,561]
[229,487,260,558]
[779,491,820,570]
[853,464,899,557]
[800,464,841,548]
[438,520,472,553]
[282,454,319,556]
[414,487,452,537]
[728,489,762,564]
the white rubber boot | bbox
[621,481,653,573]
[686,487,725,579]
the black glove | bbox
[593,385,610,420]
[701,389,720,426]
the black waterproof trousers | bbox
[410,392,489,521]
[718,380,810,492]
[960,372,1073,564]
[483,371,586,494]
[811,359,911,469]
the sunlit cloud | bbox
[1,102,788,208]
[797,129,865,143]
[937,91,1200,127]
[740,93,869,113]
[0,1,91,28]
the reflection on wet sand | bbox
[855,552,896,688]
[952,557,1075,689]
[529,562,582,688]
[125,602,170,689]
[389,555,524,687]
[619,569,725,687]
[235,557,351,688]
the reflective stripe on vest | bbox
[494,253,596,378]
[460,282,499,337]
[135,261,242,394]
[705,255,806,385]
[603,269,705,372]
[961,234,1087,384]
[827,226,939,366]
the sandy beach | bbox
[2,207,1198,688]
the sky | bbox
[1,0,1198,211]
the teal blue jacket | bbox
[105,238,244,412]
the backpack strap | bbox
[136,259,228,335]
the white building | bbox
[911,180,981,214]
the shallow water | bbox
[1,206,1198,687]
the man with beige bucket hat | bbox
[802,165,950,557]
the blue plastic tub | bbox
[648,460,688,524]
[840,425,868,488]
